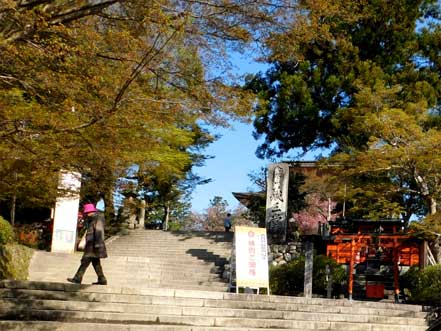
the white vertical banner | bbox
[235,226,269,289]
[51,170,81,254]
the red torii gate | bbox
[325,219,424,300]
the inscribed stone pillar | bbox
[51,170,81,254]
[124,196,137,229]
[265,163,289,243]
[304,240,313,298]
[138,199,146,229]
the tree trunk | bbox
[163,203,170,231]
[10,193,16,226]
[415,172,436,215]
[103,189,115,224]
[429,200,440,263]
[327,197,332,221]
[10,171,18,226]
[430,197,437,216]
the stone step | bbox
[0,297,427,326]
[13,228,429,331]
[0,281,428,330]
[39,273,225,280]
[30,259,226,275]
[108,241,230,245]
[105,254,228,263]
[31,260,225,272]
[107,238,231,243]
[30,269,225,281]
[29,275,228,286]
[109,242,231,248]
[105,249,230,255]
[0,308,426,331]
[30,229,233,292]
[108,254,229,259]
[25,279,228,292]
[123,230,233,237]
[106,248,230,254]
[30,266,224,278]
[107,237,231,243]
[0,287,426,319]
[29,231,229,292]
[0,280,426,314]
[33,251,225,265]
[31,251,227,265]
[0,321,312,331]
[109,248,230,253]
[111,233,232,243]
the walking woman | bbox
[67,203,108,285]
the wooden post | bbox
[393,239,400,303]
[304,240,313,298]
[348,238,355,300]
[326,264,333,299]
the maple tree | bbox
[0,0,284,219]
[323,80,441,260]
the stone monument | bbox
[51,170,81,254]
[138,199,146,228]
[265,163,289,243]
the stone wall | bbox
[268,241,303,266]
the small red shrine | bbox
[325,219,425,300]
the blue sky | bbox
[190,52,270,213]
[189,120,323,213]
[190,120,269,212]
[189,51,327,213]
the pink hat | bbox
[83,203,97,214]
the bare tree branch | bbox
[49,0,121,25]
[17,0,52,10]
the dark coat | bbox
[83,211,108,259]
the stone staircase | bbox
[28,230,233,292]
[0,229,431,330]
[0,279,429,331]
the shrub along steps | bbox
[0,280,429,331]
[28,230,233,292]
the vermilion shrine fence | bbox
[325,219,424,300]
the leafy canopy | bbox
[246,0,441,220]
[0,0,282,212]
[247,0,441,158]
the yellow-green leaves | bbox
[1,0,277,210]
